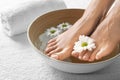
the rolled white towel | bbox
[0,0,66,36]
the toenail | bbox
[45,49,48,53]
[51,55,58,59]
[96,55,100,60]
[72,52,78,57]
[47,53,51,56]
[78,56,82,59]
[71,53,74,56]
[89,59,94,62]
[72,52,76,55]
[83,56,88,60]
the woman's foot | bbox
[45,12,104,60]
[72,1,120,61]
[45,17,99,60]
[45,0,115,60]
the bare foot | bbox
[45,17,99,60]
[73,1,120,61]
[45,0,115,60]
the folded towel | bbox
[0,0,66,36]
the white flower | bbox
[57,22,72,31]
[73,35,96,53]
[46,27,60,37]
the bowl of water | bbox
[27,9,120,73]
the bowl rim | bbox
[27,9,120,65]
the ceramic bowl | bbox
[27,9,120,73]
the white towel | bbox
[0,0,66,36]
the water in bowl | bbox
[36,29,120,63]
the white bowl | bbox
[27,9,120,73]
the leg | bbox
[46,0,115,60]
[79,0,120,61]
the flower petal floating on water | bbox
[57,22,72,31]
[73,35,96,53]
[46,27,60,37]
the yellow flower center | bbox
[62,24,67,28]
[50,30,56,34]
[81,42,88,47]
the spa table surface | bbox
[0,0,120,80]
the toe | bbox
[51,54,59,60]
[96,45,116,60]
[45,45,57,53]
[47,41,57,47]
[89,48,99,62]
[48,37,57,44]
[82,51,93,61]
[47,48,62,56]
[51,48,71,60]
[71,51,79,58]
[78,51,86,60]
[95,49,107,60]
